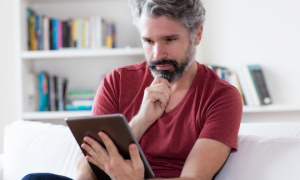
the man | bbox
[23,0,242,180]
[78,0,242,180]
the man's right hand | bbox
[130,77,171,141]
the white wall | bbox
[0,0,18,153]
[197,0,300,105]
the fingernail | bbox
[131,145,137,151]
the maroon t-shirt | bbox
[92,61,242,178]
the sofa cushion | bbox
[239,123,300,138]
[215,135,300,180]
[3,121,81,180]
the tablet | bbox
[65,113,155,180]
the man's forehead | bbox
[139,13,188,38]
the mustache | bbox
[148,59,178,69]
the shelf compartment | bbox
[21,47,144,60]
[23,111,91,120]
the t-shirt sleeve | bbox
[199,86,243,152]
[91,69,120,116]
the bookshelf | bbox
[15,0,144,121]
[15,0,300,123]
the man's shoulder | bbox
[197,63,238,94]
[117,61,148,72]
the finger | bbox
[151,77,171,87]
[146,83,170,104]
[85,154,104,169]
[99,132,124,161]
[81,143,105,168]
[83,136,110,163]
[129,144,144,172]
[150,92,167,108]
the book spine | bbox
[57,77,64,111]
[29,12,35,50]
[84,19,90,48]
[58,20,63,50]
[243,66,261,106]
[39,15,44,50]
[35,14,39,50]
[106,21,113,48]
[53,18,58,50]
[38,72,49,111]
[238,69,253,106]
[43,16,49,50]
[72,20,77,48]
[77,19,82,49]
[251,69,272,105]
[82,20,85,48]
[27,9,31,51]
[62,21,68,47]
[49,18,53,50]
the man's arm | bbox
[145,138,230,180]
[82,132,231,180]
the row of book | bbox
[27,9,116,51]
[207,64,272,106]
[28,72,95,111]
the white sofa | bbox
[1,120,300,180]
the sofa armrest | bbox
[0,154,3,180]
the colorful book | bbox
[77,19,82,48]
[38,72,49,111]
[52,18,58,50]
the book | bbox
[52,18,58,50]
[28,72,38,111]
[38,72,49,111]
[77,19,82,49]
[242,66,261,106]
[58,20,63,49]
[248,65,272,105]
[43,16,49,50]
[27,9,31,50]
[49,18,53,50]
[229,72,246,105]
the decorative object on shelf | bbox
[65,90,95,111]
[26,8,117,51]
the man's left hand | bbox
[81,132,145,180]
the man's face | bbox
[140,13,194,83]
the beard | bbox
[148,44,195,83]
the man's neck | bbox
[170,60,198,91]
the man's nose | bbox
[153,43,167,60]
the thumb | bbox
[129,144,144,172]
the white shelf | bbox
[22,104,300,120]
[23,111,91,120]
[21,47,144,60]
[243,104,300,113]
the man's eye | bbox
[167,38,176,42]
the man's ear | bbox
[194,25,203,46]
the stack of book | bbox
[28,72,69,111]
[27,9,116,51]
[206,64,272,106]
[65,90,95,111]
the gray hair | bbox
[129,0,205,37]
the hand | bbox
[136,77,171,126]
[81,132,145,180]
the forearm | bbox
[129,115,152,142]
